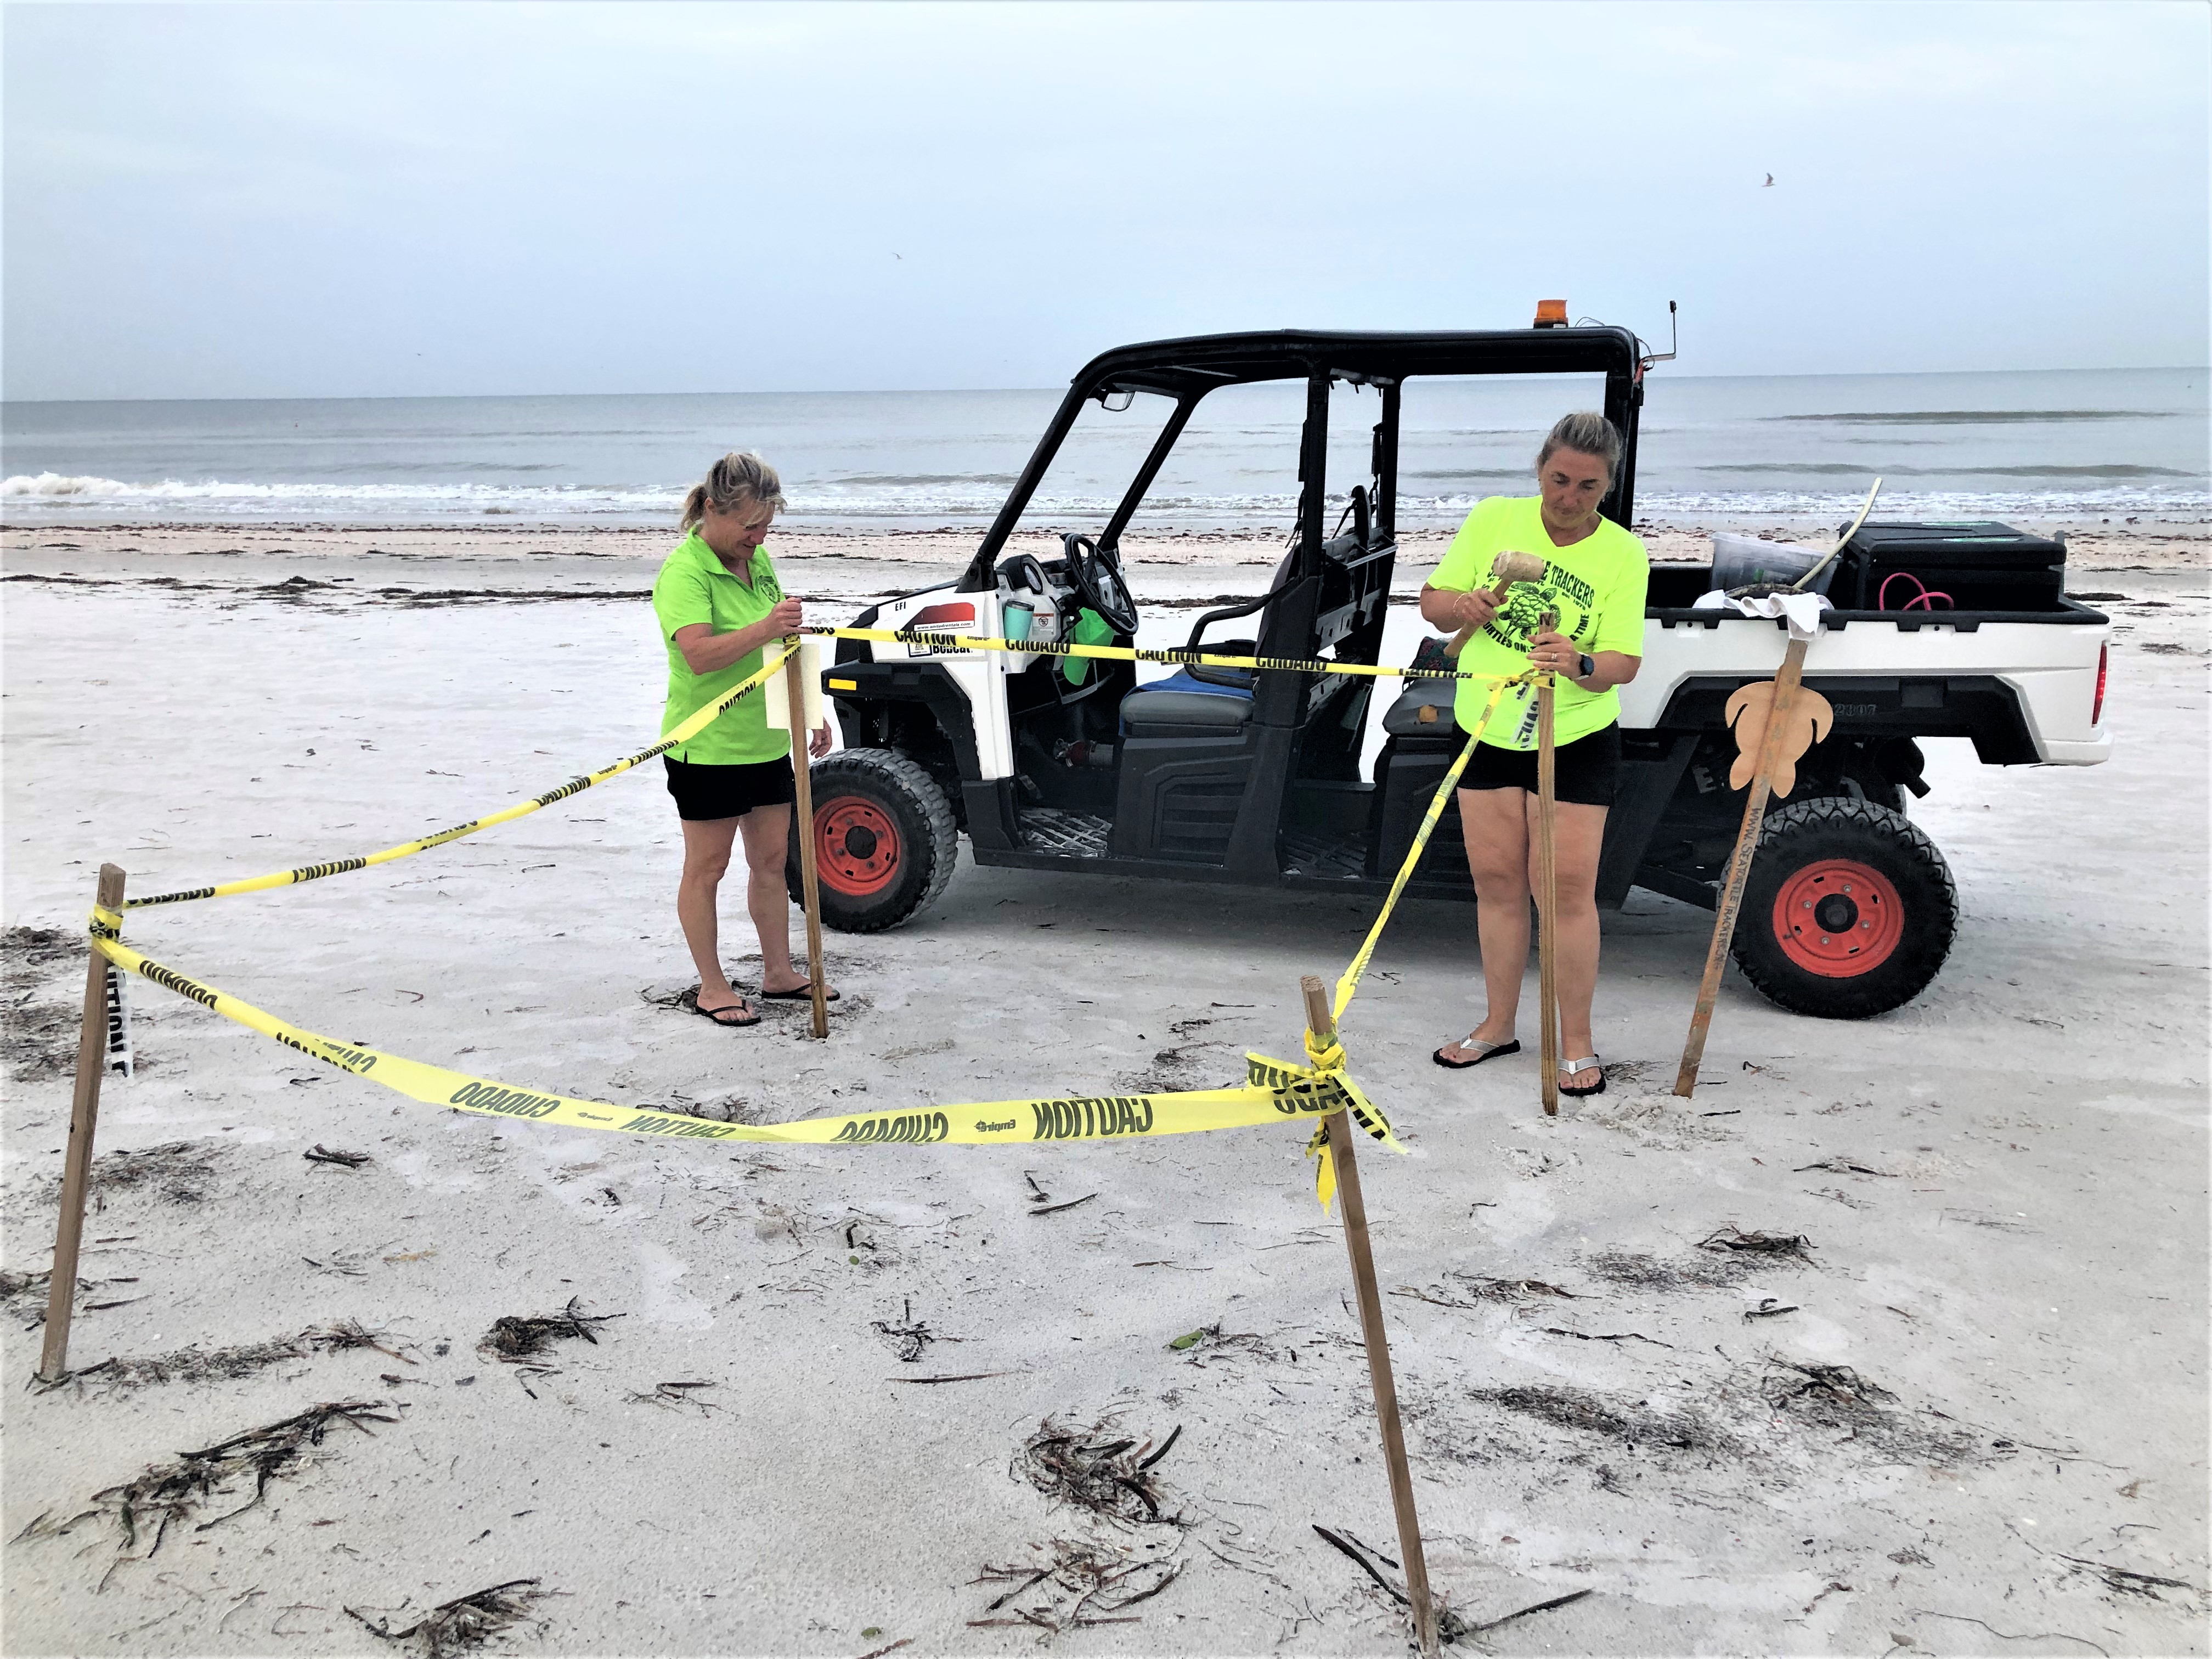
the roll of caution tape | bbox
[126,645,798,910]
[94,935,1404,1162]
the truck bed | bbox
[1622,565,2111,765]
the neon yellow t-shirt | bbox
[651,529,791,766]
[1428,496,1649,751]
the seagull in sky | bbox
[1763,173,1775,187]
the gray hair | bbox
[1536,411,1622,483]
[681,451,786,532]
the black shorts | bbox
[664,754,795,821]
[1459,723,1621,808]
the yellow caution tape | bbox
[814,626,1516,684]
[1328,671,1545,1025]
[93,934,1404,1163]
[126,645,798,910]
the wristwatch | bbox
[1576,652,1596,681]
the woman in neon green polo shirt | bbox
[1419,413,1648,1097]
[652,452,833,1028]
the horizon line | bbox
[4,363,2207,409]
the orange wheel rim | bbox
[816,797,900,897]
[1772,859,1903,977]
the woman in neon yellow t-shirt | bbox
[651,452,833,1029]
[1418,413,1648,1097]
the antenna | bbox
[1641,301,1679,368]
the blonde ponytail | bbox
[680,452,786,532]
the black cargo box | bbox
[1837,521,2066,613]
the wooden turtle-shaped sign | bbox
[1725,676,1833,797]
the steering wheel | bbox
[1062,533,1139,636]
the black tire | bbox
[787,748,958,933]
[1731,797,1957,1019]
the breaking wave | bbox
[5,471,2203,528]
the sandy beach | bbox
[3,521,2207,1657]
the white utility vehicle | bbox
[796,326,2111,1019]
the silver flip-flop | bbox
[1434,1035,1521,1070]
[1558,1054,1606,1097]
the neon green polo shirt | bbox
[651,529,791,766]
[1429,495,1649,751]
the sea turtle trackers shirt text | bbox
[1429,496,1650,752]
[651,529,791,765]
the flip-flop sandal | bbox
[760,983,841,1003]
[1559,1054,1606,1097]
[691,997,762,1028]
[1434,1036,1520,1070]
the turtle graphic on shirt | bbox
[1485,565,1596,653]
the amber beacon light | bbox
[1532,298,1569,328]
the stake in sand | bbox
[772,639,832,1039]
[1301,974,1438,1658]
[40,863,126,1382]
[1675,479,1870,1095]
[1533,614,1561,1118]
[1673,635,1833,1096]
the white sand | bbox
[3,526,2207,1656]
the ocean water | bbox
[3,367,2204,531]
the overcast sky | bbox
[5,1,2206,402]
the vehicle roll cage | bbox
[956,326,1647,595]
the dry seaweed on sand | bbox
[871,1297,954,1363]
[1760,1358,1989,1463]
[1164,1323,1278,1362]
[48,1319,410,1390]
[1,926,91,1076]
[478,1297,620,1362]
[1762,1359,1897,1417]
[1582,1247,1779,1291]
[2,994,82,1078]
[1793,1154,1896,1177]
[78,1400,396,1557]
[2053,1553,2202,1602]
[347,1578,552,1658]
[2,924,82,975]
[1016,1414,1184,1528]
[56,1141,223,1207]
[968,1538,1183,1632]
[1450,1272,1583,1304]
[625,1380,721,1413]
[1470,1384,1739,1457]
[2,1268,94,1327]
[1699,1225,1814,1258]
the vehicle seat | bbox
[1381,675,1460,738]
[1120,668,1255,737]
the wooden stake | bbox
[40,862,125,1383]
[785,645,831,1040]
[1301,975,1438,1658]
[1534,631,1561,1118]
[1674,634,1812,1096]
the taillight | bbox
[2093,644,2108,726]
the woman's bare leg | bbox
[1526,798,1610,1090]
[678,816,746,1013]
[737,804,806,994]
[1454,786,1534,1045]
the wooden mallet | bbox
[1446,550,1547,657]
